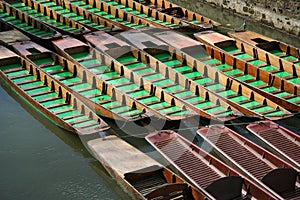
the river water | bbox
[0,1,299,199]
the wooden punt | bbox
[9,0,118,33]
[56,0,152,30]
[0,28,30,46]
[198,125,300,199]
[84,31,239,121]
[152,30,300,112]
[6,0,94,36]
[96,0,189,29]
[119,29,291,120]
[87,135,210,200]
[228,30,300,65]
[52,36,196,124]
[197,31,300,88]
[0,46,109,135]
[121,0,221,29]
[12,41,153,124]
[146,130,277,200]
[247,121,300,171]
[0,1,61,42]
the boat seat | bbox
[262,168,298,197]
[205,176,246,200]
[145,183,189,199]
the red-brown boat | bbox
[146,130,277,199]
[198,125,300,199]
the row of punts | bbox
[0,0,300,199]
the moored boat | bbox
[84,31,239,121]
[247,121,300,170]
[125,0,221,29]
[119,29,292,120]
[0,46,109,135]
[0,1,61,42]
[12,40,153,124]
[87,135,210,200]
[195,31,300,87]
[147,29,300,112]
[52,36,196,126]
[198,125,300,199]
[146,130,277,199]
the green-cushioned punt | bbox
[218,90,236,97]
[79,89,101,96]
[260,65,277,72]
[52,71,73,78]
[194,77,213,85]
[12,75,36,83]
[111,105,130,113]
[265,110,284,117]
[60,77,81,85]
[222,46,240,54]
[79,59,102,67]
[33,92,57,101]
[224,69,242,76]
[134,68,154,75]
[248,80,266,87]
[106,77,130,85]
[101,101,121,108]
[164,85,184,93]
[153,79,173,87]
[163,59,182,66]
[148,102,169,109]
[98,72,119,79]
[229,95,248,103]
[65,116,88,123]
[287,96,300,103]
[288,77,300,84]
[120,109,143,117]
[170,110,189,116]
[89,66,110,74]
[216,110,233,117]
[117,84,138,91]
[41,99,65,107]
[143,73,164,80]
[42,65,63,72]
[18,81,42,89]
[72,120,98,128]
[295,62,300,66]
[69,83,91,90]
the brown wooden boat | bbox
[198,125,300,199]
[84,31,239,121]
[119,29,292,120]
[196,31,300,88]
[98,0,196,29]
[52,36,196,124]
[0,1,61,42]
[125,0,221,29]
[87,135,210,200]
[146,130,277,199]
[6,0,94,36]
[56,0,153,30]
[149,29,300,113]
[228,30,300,65]
[247,121,300,171]
[12,41,153,124]
[0,46,109,135]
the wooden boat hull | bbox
[87,135,209,200]
[52,35,197,124]
[227,31,300,84]
[12,40,153,126]
[119,29,291,120]
[0,46,109,135]
[146,130,277,199]
[247,121,300,171]
[0,1,61,42]
[198,125,300,199]
[84,31,240,122]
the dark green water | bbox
[0,1,299,200]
